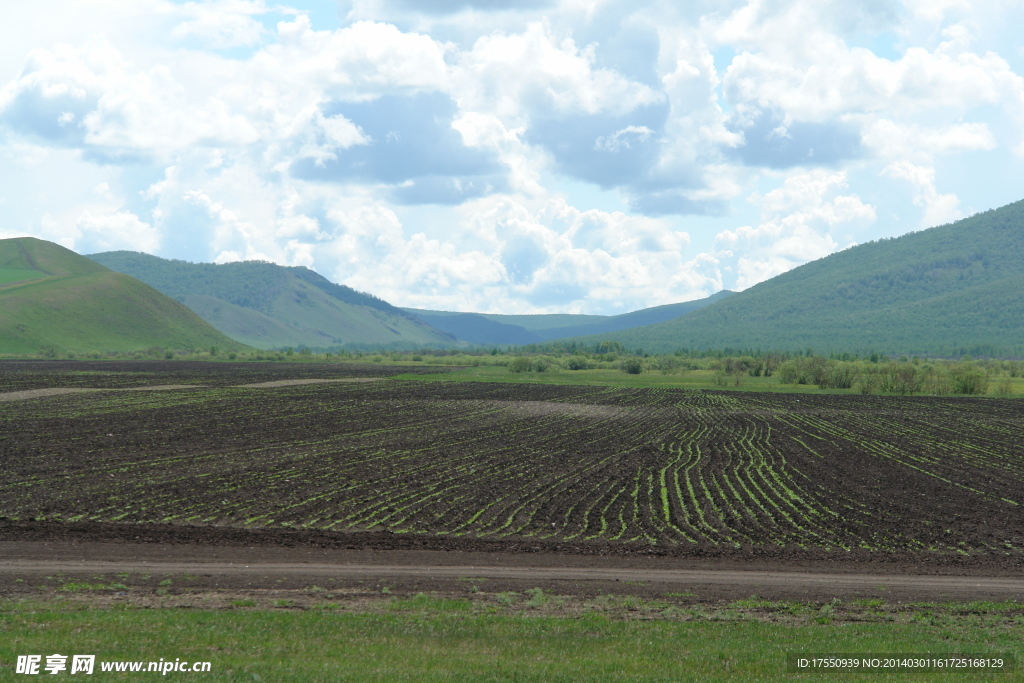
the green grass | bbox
[398,365,867,393]
[0,237,246,354]
[0,267,44,284]
[0,605,1018,681]
[398,364,1024,397]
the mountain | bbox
[570,199,1024,356]
[526,291,735,341]
[0,237,243,354]
[88,251,458,350]
[399,312,546,345]
[404,291,733,346]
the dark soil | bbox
[2,360,1023,585]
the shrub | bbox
[949,363,988,395]
[508,357,533,373]
[653,356,682,375]
[878,363,923,394]
[778,357,828,385]
[857,371,878,395]
[818,362,857,389]
[565,356,591,371]
[620,358,643,375]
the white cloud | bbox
[716,171,876,290]
[168,0,272,49]
[1,0,1022,317]
[451,21,663,124]
[75,210,161,252]
[861,119,996,161]
[881,161,962,227]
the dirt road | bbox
[3,541,1023,602]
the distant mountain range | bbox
[87,251,458,350]
[404,291,733,346]
[575,199,1024,356]
[0,237,241,354]
[5,197,1023,357]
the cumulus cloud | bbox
[715,171,876,290]
[881,161,962,227]
[168,0,272,49]
[1,0,1022,314]
[75,210,161,253]
[451,22,664,123]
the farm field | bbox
[1,360,1023,565]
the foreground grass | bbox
[1,600,1019,681]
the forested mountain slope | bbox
[405,291,733,346]
[572,199,1024,355]
[89,252,458,350]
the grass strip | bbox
[1,604,1021,681]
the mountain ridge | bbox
[0,237,244,354]
[404,291,734,346]
[567,199,1024,355]
[88,251,459,350]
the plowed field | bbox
[1,361,1022,564]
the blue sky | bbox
[2,0,1023,314]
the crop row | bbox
[2,377,1022,555]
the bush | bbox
[878,363,923,394]
[508,357,533,373]
[620,358,643,375]
[857,371,878,395]
[652,356,682,375]
[949,363,988,394]
[778,357,828,385]
[818,363,858,389]
[565,356,591,371]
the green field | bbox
[2,599,1020,681]
[0,267,44,284]
[398,363,1024,397]
[4,359,1022,680]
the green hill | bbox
[569,199,1024,356]
[404,291,733,346]
[88,252,459,350]
[0,238,244,354]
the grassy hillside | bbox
[573,199,1024,356]
[0,238,244,354]
[89,252,458,350]
[404,292,733,346]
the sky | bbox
[2,0,1023,315]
